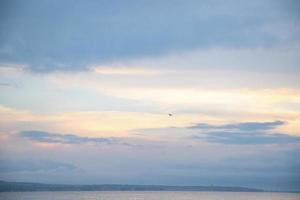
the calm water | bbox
[0,191,299,200]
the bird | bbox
[168,113,173,117]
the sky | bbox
[0,0,300,191]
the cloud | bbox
[193,131,300,145]
[0,105,201,135]
[0,159,76,172]
[19,130,130,145]
[189,121,285,131]
[189,120,300,144]
[0,82,15,88]
[0,0,299,71]
[92,67,171,76]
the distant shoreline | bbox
[0,180,272,193]
[0,180,261,192]
[1,180,299,193]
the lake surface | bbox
[0,191,299,200]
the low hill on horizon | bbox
[0,180,264,192]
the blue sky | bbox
[0,0,300,191]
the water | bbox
[0,192,300,200]
[0,191,299,200]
